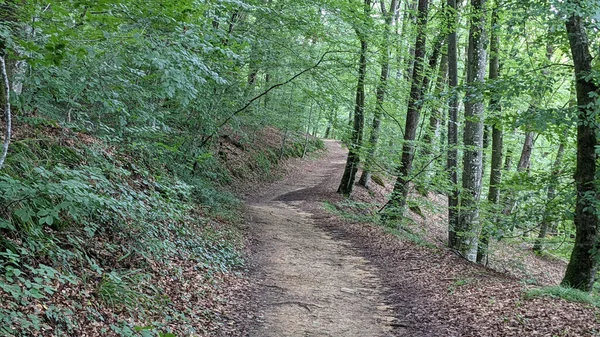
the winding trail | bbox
[245,140,395,337]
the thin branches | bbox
[200,50,343,147]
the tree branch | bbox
[200,50,343,147]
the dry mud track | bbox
[243,140,396,337]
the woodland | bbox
[0,0,599,336]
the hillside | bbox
[0,119,321,336]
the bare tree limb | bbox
[0,56,11,169]
[200,50,343,147]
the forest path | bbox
[244,140,395,337]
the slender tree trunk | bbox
[503,140,514,171]
[477,2,501,264]
[517,131,535,171]
[338,0,370,197]
[325,115,332,139]
[403,0,419,82]
[279,86,295,160]
[384,0,429,220]
[454,0,487,262]
[359,0,398,188]
[303,100,314,158]
[416,36,448,193]
[502,130,535,215]
[312,108,321,137]
[561,4,599,292]
[447,0,460,247]
[0,56,11,170]
[397,0,418,79]
[264,73,271,108]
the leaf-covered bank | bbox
[0,118,322,336]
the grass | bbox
[524,286,600,307]
[323,200,437,249]
[447,278,473,294]
[383,225,437,249]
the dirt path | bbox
[244,140,395,337]
[227,139,600,337]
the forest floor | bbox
[222,140,599,337]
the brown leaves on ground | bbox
[327,169,599,336]
[326,218,599,336]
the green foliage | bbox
[0,122,257,334]
[382,225,437,249]
[323,200,436,249]
[323,200,376,224]
[524,286,600,307]
[0,0,593,331]
[97,270,157,310]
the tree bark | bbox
[338,0,370,197]
[384,0,429,220]
[303,101,314,158]
[0,56,11,170]
[447,0,460,248]
[359,0,398,188]
[503,140,514,171]
[561,5,599,292]
[477,2,501,264]
[454,0,487,262]
[517,131,535,171]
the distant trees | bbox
[332,0,599,290]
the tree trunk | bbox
[517,130,535,171]
[503,140,514,171]
[384,0,429,220]
[312,108,321,137]
[303,101,314,158]
[561,5,599,292]
[454,0,487,262]
[325,117,332,139]
[359,0,398,188]
[447,0,460,248]
[397,0,418,79]
[502,130,535,215]
[338,0,370,197]
[477,2,501,264]
[417,37,448,193]
[263,73,271,108]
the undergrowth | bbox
[0,119,319,336]
[524,286,600,307]
[323,200,436,249]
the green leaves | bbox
[14,208,34,224]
